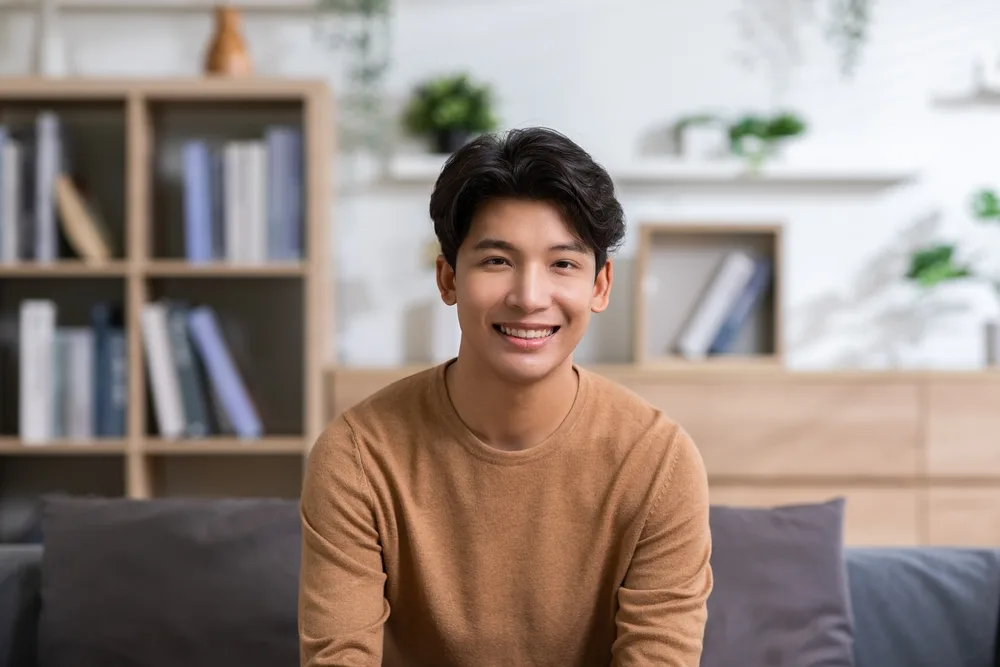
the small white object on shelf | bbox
[973,46,1000,95]
[31,0,68,77]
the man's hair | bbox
[428,127,626,274]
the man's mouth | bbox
[493,324,560,340]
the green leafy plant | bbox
[671,110,806,168]
[905,187,1000,294]
[316,0,392,152]
[904,244,973,288]
[402,73,499,153]
[728,112,806,166]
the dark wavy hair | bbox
[428,127,626,275]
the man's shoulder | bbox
[340,364,441,433]
[579,366,694,461]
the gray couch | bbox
[1,497,998,667]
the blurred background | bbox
[3,0,1000,551]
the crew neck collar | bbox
[432,359,591,466]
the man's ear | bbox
[436,255,457,306]
[591,259,613,313]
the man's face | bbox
[436,198,613,384]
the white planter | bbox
[679,126,727,160]
[32,0,68,77]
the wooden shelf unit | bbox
[0,77,332,505]
[633,222,783,367]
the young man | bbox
[299,127,713,666]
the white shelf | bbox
[932,89,1000,108]
[387,154,918,188]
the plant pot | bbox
[434,129,471,154]
[204,6,253,76]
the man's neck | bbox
[444,353,579,452]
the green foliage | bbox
[825,0,874,78]
[402,73,499,136]
[728,112,807,154]
[971,188,1000,221]
[905,243,973,288]
[315,0,392,152]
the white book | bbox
[63,327,94,440]
[224,142,243,263]
[675,250,757,359]
[19,300,56,443]
[244,140,267,263]
[1,139,20,264]
[140,302,185,439]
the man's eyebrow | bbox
[473,238,517,252]
[550,240,589,254]
[472,238,589,253]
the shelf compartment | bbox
[0,277,127,439]
[141,276,305,440]
[145,99,306,263]
[149,454,303,499]
[0,99,128,263]
[634,222,782,366]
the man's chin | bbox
[488,353,572,386]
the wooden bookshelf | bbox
[0,77,332,509]
[633,222,783,367]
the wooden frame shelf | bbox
[633,222,783,367]
[0,77,332,510]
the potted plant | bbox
[402,73,499,154]
[904,187,1000,364]
[727,112,807,169]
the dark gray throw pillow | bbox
[702,497,855,667]
[36,495,301,667]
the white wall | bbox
[7,0,1000,369]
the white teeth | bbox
[499,325,554,339]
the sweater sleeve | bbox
[611,426,714,666]
[299,414,390,666]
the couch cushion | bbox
[36,495,301,667]
[0,545,41,667]
[702,497,855,667]
[846,547,1000,667]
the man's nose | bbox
[505,265,551,312]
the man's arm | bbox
[612,426,713,666]
[299,414,389,666]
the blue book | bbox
[708,257,773,355]
[186,305,262,439]
[182,141,213,263]
[265,126,303,261]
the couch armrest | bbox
[0,545,41,667]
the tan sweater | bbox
[299,363,713,666]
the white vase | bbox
[32,0,68,77]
